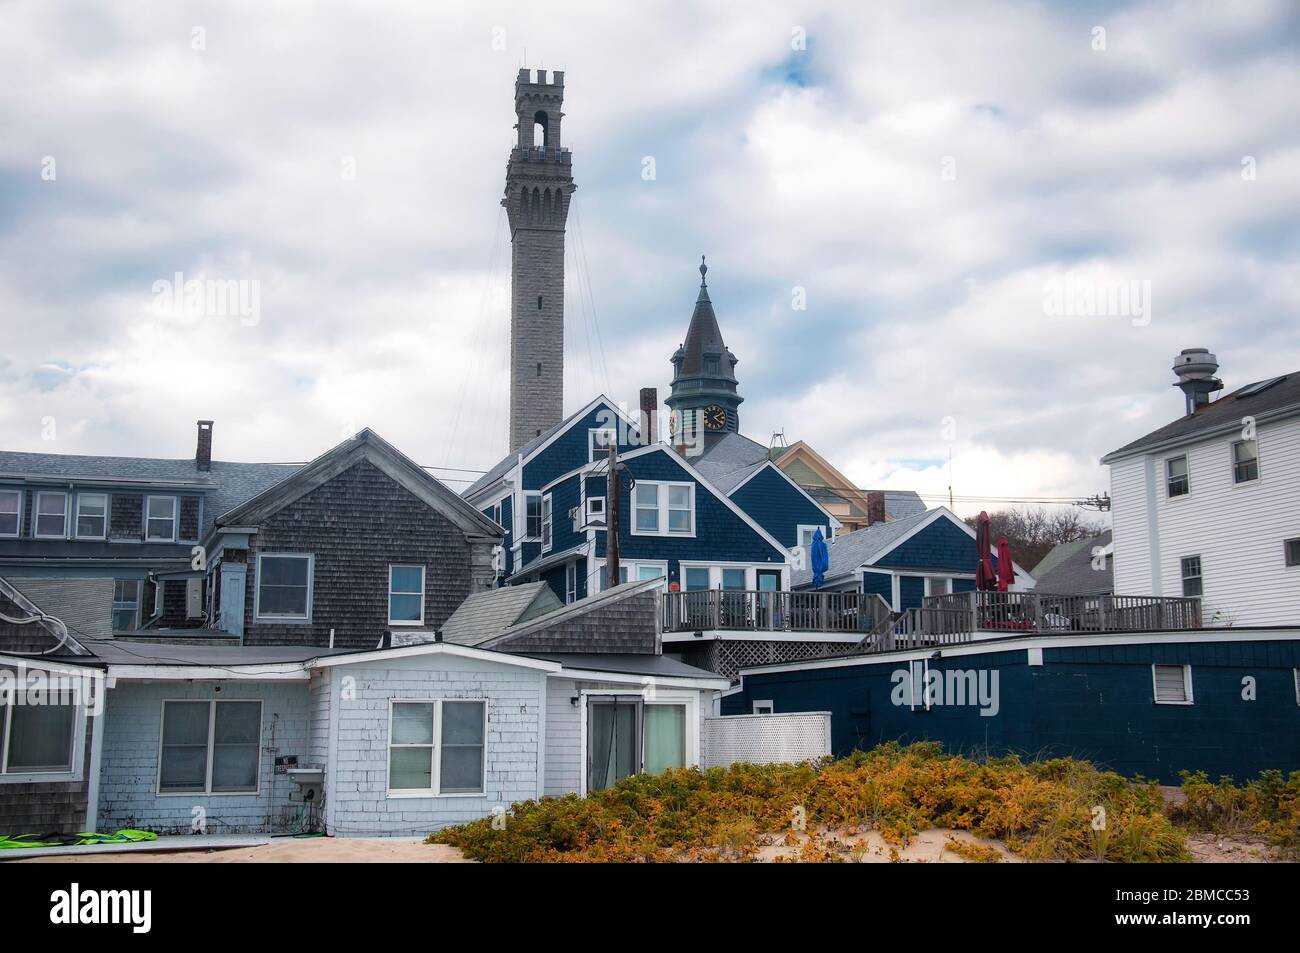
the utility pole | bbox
[606,441,621,589]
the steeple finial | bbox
[699,254,707,286]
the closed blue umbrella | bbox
[811,527,830,589]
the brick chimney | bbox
[639,387,658,446]
[196,420,214,471]
[866,491,886,526]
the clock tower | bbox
[666,257,742,450]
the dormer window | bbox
[0,490,19,537]
[146,496,177,541]
[76,493,108,539]
[34,491,68,539]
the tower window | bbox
[536,362,542,377]
[538,296,543,310]
[533,110,549,150]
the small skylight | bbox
[1235,376,1287,398]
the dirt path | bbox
[14,838,470,863]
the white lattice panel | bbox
[702,712,831,768]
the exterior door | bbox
[587,699,640,792]
[756,569,782,629]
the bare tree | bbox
[964,506,1108,571]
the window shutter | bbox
[1153,665,1189,703]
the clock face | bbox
[703,404,727,431]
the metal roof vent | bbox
[1172,348,1222,415]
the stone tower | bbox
[666,257,743,450]
[503,68,575,451]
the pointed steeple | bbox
[667,256,743,442]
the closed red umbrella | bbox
[975,511,997,591]
[997,536,1017,592]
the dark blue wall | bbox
[521,403,639,489]
[729,465,829,547]
[862,570,890,601]
[590,450,785,586]
[722,637,1300,784]
[875,516,980,573]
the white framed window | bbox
[925,577,952,597]
[75,492,108,539]
[585,496,606,526]
[1180,555,1203,598]
[388,565,425,625]
[1286,538,1300,569]
[797,524,827,547]
[596,560,667,591]
[1152,664,1193,705]
[1231,439,1259,484]
[523,492,543,540]
[586,697,688,792]
[158,700,262,795]
[1165,455,1189,498]
[34,491,68,539]
[1294,669,1300,706]
[540,494,553,551]
[0,489,20,537]
[565,562,577,603]
[112,579,141,631]
[630,481,695,537]
[684,566,711,591]
[0,693,83,782]
[145,495,177,541]
[387,699,486,797]
[588,427,617,463]
[752,700,774,715]
[254,553,314,622]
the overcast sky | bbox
[2,0,1297,515]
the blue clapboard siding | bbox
[899,576,925,611]
[521,403,638,489]
[862,570,891,601]
[481,496,514,577]
[544,475,585,555]
[722,637,1300,784]
[728,465,830,547]
[874,516,980,573]
[589,449,786,586]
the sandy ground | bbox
[754,827,1021,863]
[13,838,470,863]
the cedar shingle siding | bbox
[109,493,143,539]
[242,459,479,648]
[179,495,201,540]
[496,589,660,654]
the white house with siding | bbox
[1102,349,1300,627]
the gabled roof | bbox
[463,395,634,500]
[1102,372,1300,462]
[216,429,502,540]
[791,508,936,586]
[480,577,662,650]
[771,440,927,521]
[1033,531,1113,596]
[439,581,562,647]
[0,574,91,655]
[0,450,297,539]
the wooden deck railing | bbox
[661,588,1204,654]
[660,589,893,635]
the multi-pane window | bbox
[145,495,176,541]
[1286,538,1300,568]
[587,700,686,792]
[524,493,542,539]
[1165,456,1189,497]
[388,565,425,625]
[34,491,68,538]
[1232,440,1259,483]
[631,482,694,537]
[1152,665,1192,704]
[1,695,78,777]
[76,493,108,538]
[588,428,616,462]
[540,494,553,550]
[255,554,313,620]
[158,700,261,794]
[112,579,141,630]
[1180,555,1203,598]
[388,700,486,795]
[0,489,19,537]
